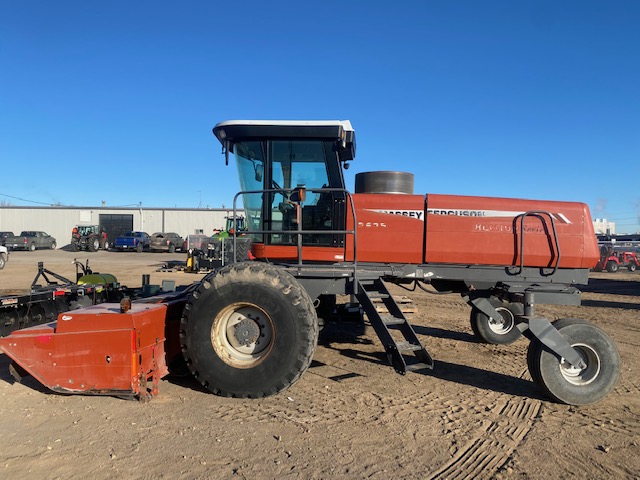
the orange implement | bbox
[0,303,169,401]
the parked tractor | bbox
[0,120,620,407]
[71,225,108,252]
[594,245,640,272]
[213,216,247,238]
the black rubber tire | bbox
[234,239,251,261]
[527,318,620,405]
[0,253,6,270]
[136,242,143,253]
[50,242,56,250]
[180,262,318,398]
[470,298,523,345]
[606,261,619,273]
[526,338,542,385]
[88,237,99,252]
[168,243,176,253]
[629,263,637,272]
[29,242,36,252]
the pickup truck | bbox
[114,231,150,252]
[0,232,14,246]
[0,245,8,269]
[150,232,184,253]
[5,231,57,251]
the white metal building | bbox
[593,218,616,236]
[0,206,232,249]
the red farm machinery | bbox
[594,244,640,273]
[0,120,619,406]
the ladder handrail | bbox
[231,187,359,285]
[513,210,561,276]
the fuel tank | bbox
[346,192,599,269]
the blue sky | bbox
[1,1,639,232]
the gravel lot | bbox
[1,250,639,479]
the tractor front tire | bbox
[629,263,637,272]
[180,262,318,398]
[527,318,620,405]
[470,298,522,345]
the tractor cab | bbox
[213,120,356,261]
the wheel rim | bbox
[559,343,601,386]
[211,303,274,368]
[488,307,515,335]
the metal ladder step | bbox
[356,278,433,375]
[367,292,390,299]
[395,341,423,352]
[380,314,404,326]
[405,363,432,372]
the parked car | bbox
[150,232,184,253]
[4,231,57,251]
[114,231,150,252]
[0,231,14,246]
[0,245,8,269]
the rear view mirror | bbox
[255,163,263,182]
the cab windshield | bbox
[234,140,339,246]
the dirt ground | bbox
[1,250,639,479]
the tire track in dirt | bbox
[426,371,542,480]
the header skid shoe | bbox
[0,303,169,401]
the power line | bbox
[0,192,58,206]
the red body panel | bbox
[0,303,169,397]
[252,192,599,269]
[345,194,425,264]
[424,194,599,269]
[251,243,348,262]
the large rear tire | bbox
[180,262,318,398]
[470,298,523,344]
[88,237,100,252]
[527,318,620,405]
[606,261,619,273]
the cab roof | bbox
[213,120,354,144]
